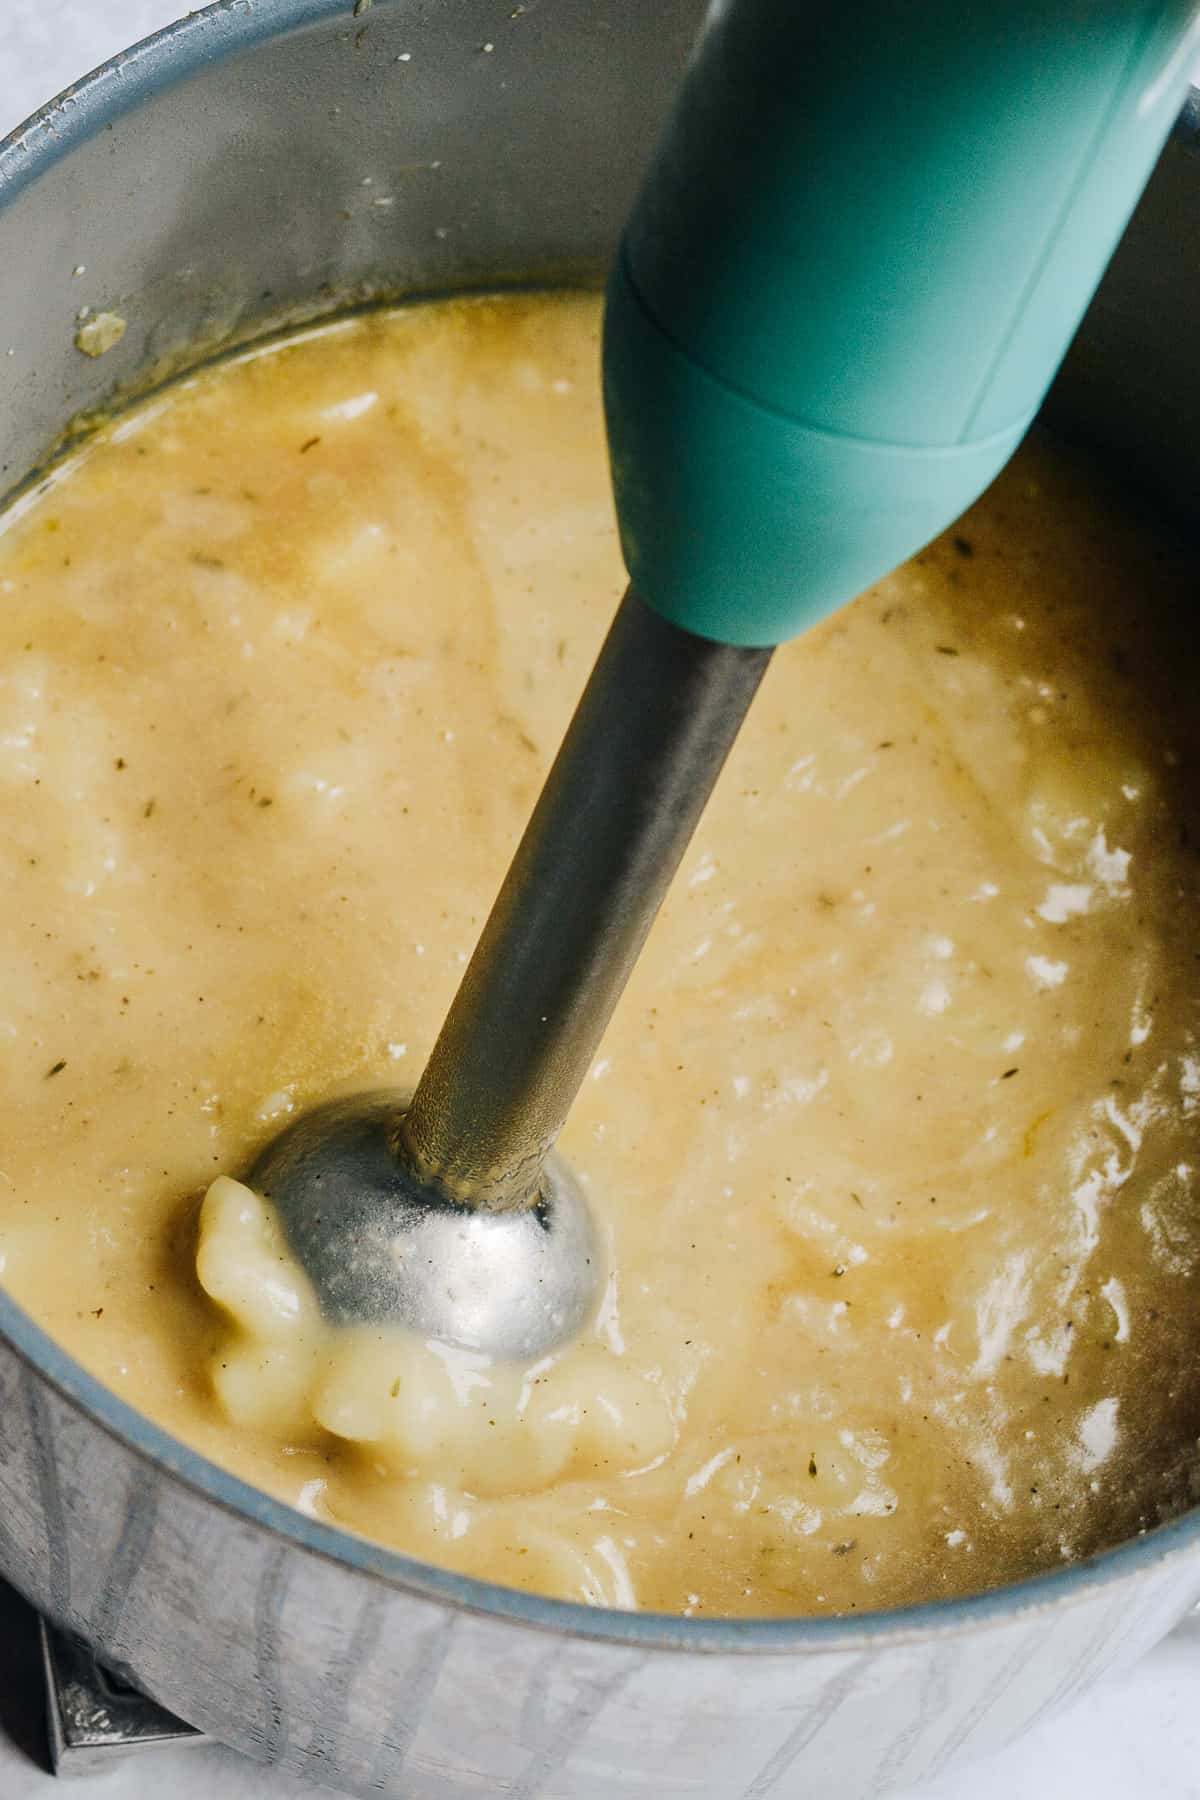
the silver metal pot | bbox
[0,5,1198,1795]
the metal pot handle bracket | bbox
[38,1618,203,1779]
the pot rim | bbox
[1,0,1199,1658]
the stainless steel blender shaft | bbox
[400,587,772,1211]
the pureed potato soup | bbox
[0,291,1197,1618]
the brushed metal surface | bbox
[0,4,1198,1796]
[401,588,771,1210]
[40,1618,202,1778]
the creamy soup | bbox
[0,291,1197,1617]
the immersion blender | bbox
[252,0,1200,1356]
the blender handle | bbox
[604,0,1200,647]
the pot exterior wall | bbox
[3,1338,1200,1798]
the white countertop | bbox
[2,6,1199,1796]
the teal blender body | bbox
[606,0,1200,645]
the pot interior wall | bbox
[1049,112,1200,536]
[0,0,705,495]
[1,0,1197,533]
